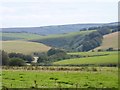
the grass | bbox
[1,30,95,41]
[1,33,43,40]
[54,51,118,65]
[2,67,118,88]
[68,51,118,56]
[37,30,96,40]
[0,40,51,54]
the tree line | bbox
[0,50,34,66]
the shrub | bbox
[9,53,34,62]
[106,47,114,51]
[1,50,9,65]
[47,48,66,56]
[9,58,26,66]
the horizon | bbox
[0,21,118,28]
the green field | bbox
[0,40,51,54]
[2,67,118,88]
[68,51,118,56]
[54,51,118,65]
[0,30,95,54]
[1,33,43,40]
[1,30,95,41]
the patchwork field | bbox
[94,32,119,50]
[1,30,95,41]
[68,51,118,56]
[0,40,51,54]
[54,51,118,65]
[2,67,118,88]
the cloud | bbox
[0,0,118,27]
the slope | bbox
[0,40,51,54]
[1,23,102,35]
[94,32,119,51]
[53,51,118,66]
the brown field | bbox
[0,40,51,54]
[94,32,119,51]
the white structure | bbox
[32,56,39,63]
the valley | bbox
[1,22,119,89]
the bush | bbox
[37,54,48,63]
[106,47,114,51]
[47,48,66,56]
[9,53,34,62]
[97,49,103,52]
[1,50,9,65]
[9,58,26,66]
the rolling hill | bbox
[31,30,96,51]
[94,32,119,51]
[1,30,95,41]
[1,22,118,53]
[53,51,118,66]
[0,40,51,54]
[1,23,102,35]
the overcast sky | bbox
[0,0,119,28]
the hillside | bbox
[31,30,97,51]
[1,22,118,35]
[53,51,118,66]
[1,22,118,52]
[1,32,43,41]
[1,23,102,35]
[1,30,95,41]
[94,32,119,51]
[0,40,51,54]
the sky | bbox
[0,0,119,28]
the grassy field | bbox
[68,51,118,56]
[0,40,51,54]
[0,30,95,54]
[1,33,43,40]
[2,67,118,88]
[1,30,95,41]
[54,51,118,65]
[94,32,119,51]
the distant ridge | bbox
[1,23,104,35]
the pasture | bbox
[68,51,118,56]
[2,67,118,88]
[54,51,118,65]
[1,30,95,41]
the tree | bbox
[1,50,9,65]
[106,47,114,51]
[9,53,34,62]
[9,58,26,66]
[98,27,111,35]
[37,54,48,63]
[47,48,66,56]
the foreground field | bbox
[2,67,118,88]
[54,51,118,66]
[0,40,51,54]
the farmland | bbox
[2,67,118,88]
[54,51,118,65]
[2,51,119,88]
[1,23,119,89]
[0,30,96,54]
[0,40,51,54]
[94,32,119,51]
[1,30,95,41]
